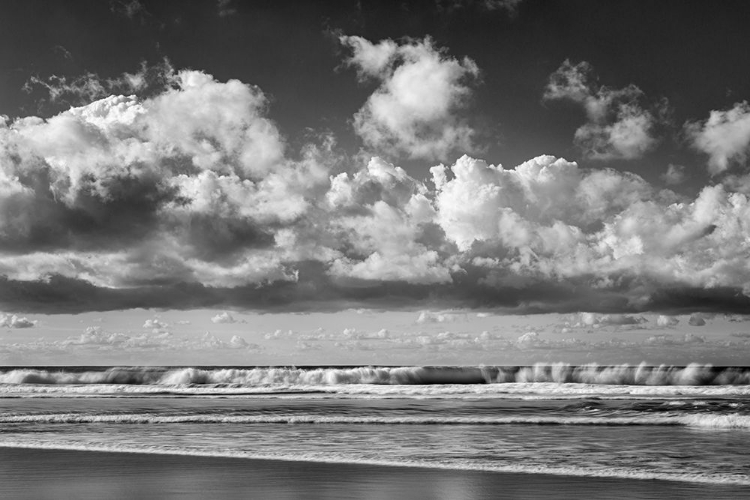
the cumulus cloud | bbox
[656,315,679,327]
[544,60,661,160]
[1,67,311,291]
[49,326,260,353]
[5,63,750,316]
[143,318,167,328]
[416,311,466,323]
[686,102,750,175]
[340,35,480,160]
[211,311,236,324]
[326,156,451,284]
[562,312,646,330]
[0,314,36,328]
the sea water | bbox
[0,364,749,487]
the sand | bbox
[1,447,748,499]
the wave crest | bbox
[1,363,749,386]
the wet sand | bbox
[0,447,748,499]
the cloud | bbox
[45,326,261,353]
[544,60,661,160]
[6,63,750,316]
[0,314,36,328]
[686,102,750,175]
[656,315,679,327]
[562,312,646,329]
[688,314,707,326]
[110,0,146,20]
[217,0,237,17]
[24,59,177,113]
[143,318,169,331]
[24,72,107,106]
[437,0,524,13]
[662,164,686,185]
[211,311,236,324]
[325,156,451,284]
[63,325,172,349]
[340,35,480,160]
[415,311,466,323]
[2,67,308,290]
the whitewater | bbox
[1,364,749,488]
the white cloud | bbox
[211,311,236,324]
[340,35,480,160]
[143,318,169,330]
[567,313,646,328]
[516,331,541,347]
[55,326,259,352]
[264,329,295,340]
[326,156,450,284]
[656,315,679,327]
[544,60,660,160]
[228,335,249,348]
[7,61,750,315]
[0,314,36,328]
[686,102,750,175]
[0,68,325,290]
[415,311,466,323]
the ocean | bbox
[1,364,749,497]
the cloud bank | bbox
[2,52,750,315]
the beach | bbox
[1,447,749,500]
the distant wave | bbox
[1,363,750,387]
[2,412,748,428]
[0,441,748,486]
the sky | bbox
[1,0,750,365]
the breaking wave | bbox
[1,363,750,387]
[2,412,749,428]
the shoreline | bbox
[1,444,750,499]
[0,443,750,494]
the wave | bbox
[3,383,750,399]
[1,363,750,387]
[2,412,749,428]
[0,441,748,486]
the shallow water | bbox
[4,447,748,500]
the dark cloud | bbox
[3,270,750,316]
